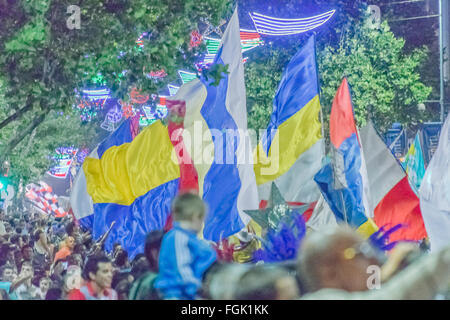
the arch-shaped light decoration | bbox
[178,70,198,84]
[249,10,335,36]
[82,88,111,100]
[168,84,180,96]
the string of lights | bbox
[249,10,336,35]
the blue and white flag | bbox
[419,114,450,252]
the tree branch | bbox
[2,111,46,156]
[0,97,33,130]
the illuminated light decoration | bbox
[190,30,203,49]
[25,182,68,217]
[147,69,167,80]
[100,116,118,132]
[48,147,78,179]
[76,148,89,164]
[121,101,136,119]
[130,87,149,104]
[168,84,180,96]
[178,70,198,84]
[200,31,263,68]
[106,105,123,124]
[249,10,336,36]
[82,88,111,100]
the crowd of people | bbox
[0,192,449,300]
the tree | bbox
[0,0,232,182]
[240,0,432,134]
[318,18,432,132]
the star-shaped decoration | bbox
[245,182,308,230]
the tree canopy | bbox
[0,0,232,183]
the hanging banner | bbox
[384,124,407,159]
[421,122,442,166]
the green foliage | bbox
[318,18,432,131]
[244,8,432,134]
[0,0,232,183]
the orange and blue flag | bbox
[314,78,377,237]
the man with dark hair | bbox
[21,244,33,262]
[129,230,164,300]
[67,254,117,300]
[13,261,37,300]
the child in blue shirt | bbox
[154,193,217,300]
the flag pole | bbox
[313,32,326,142]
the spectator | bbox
[233,265,300,300]
[53,236,75,263]
[298,226,450,299]
[153,193,217,300]
[34,276,51,300]
[21,244,33,263]
[13,261,38,300]
[67,255,117,300]
[129,230,164,300]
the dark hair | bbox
[83,254,111,280]
[130,257,150,280]
[21,244,32,254]
[15,227,22,235]
[114,250,128,268]
[65,222,76,236]
[10,235,20,245]
[112,272,130,290]
[144,230,164,271]
[45,287,62,300]
[34,229,44,242]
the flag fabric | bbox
[360,121,427,242]
[314,79,377,238]
[306,194,338,232]
[167,9,259,242]
[419,114,450,252]
[254,35,324,204]
[71,118,181,258]
[404,131,426,192]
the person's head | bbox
[83,255,113,290]
[1,265,15,282]
[114,249,129,269]
[39,276,51,294]
[112,272,133,300]
[53,259,67,277]
[130,255,150,280]
[204,263,251,300]
[21,244,33,261]
[298,226,381,293]
[144,230,164,272]
[233,265,300,300]
[113,243,122,257]
[65,236,75,250]
[65,222,79,237]
[172,193,206,232]
[19,260,34,278]
[34,229,45,243]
